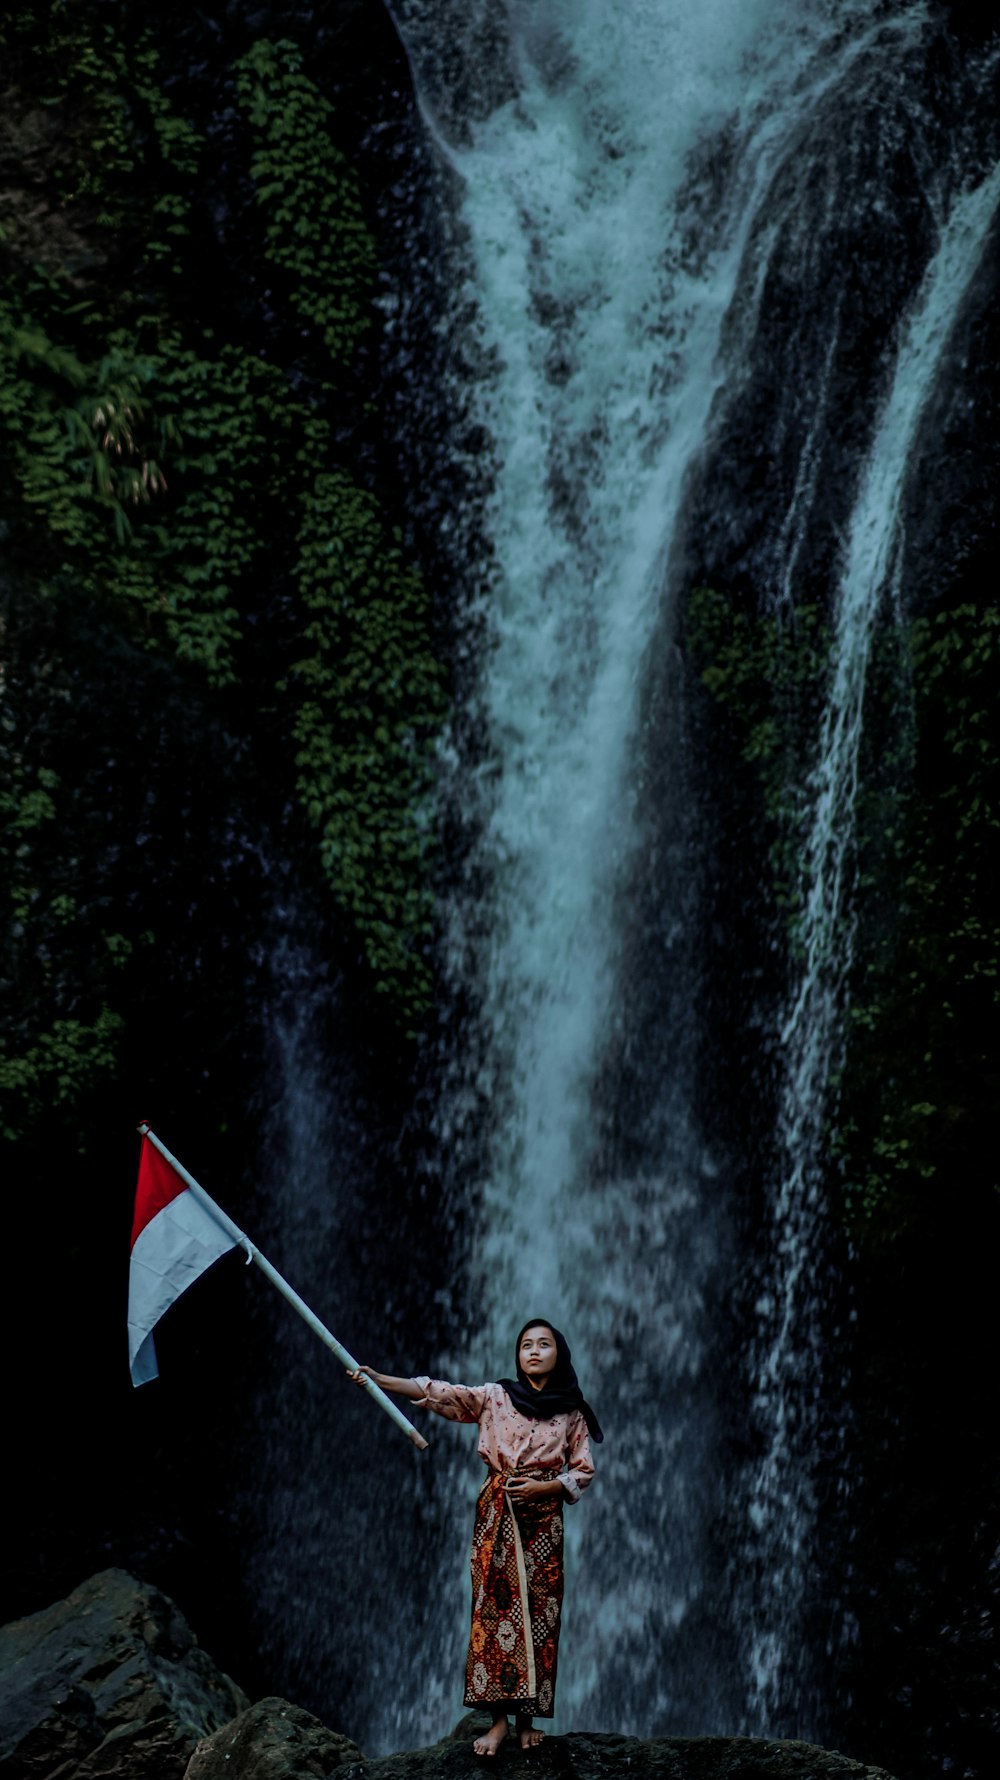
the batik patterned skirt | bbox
[464,1468,565,1719]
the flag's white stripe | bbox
[128,1190,239,1385]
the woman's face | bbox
[519,1324,559,1389]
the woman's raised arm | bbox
[349,1365,424,1401]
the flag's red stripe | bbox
[130,1136,187,1249]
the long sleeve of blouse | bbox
[411,1377,595,1504]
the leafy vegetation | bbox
[234,39,376,362]
[685,585,1000,1239]
[685,586,829,923]
[0,10,446,1145]
[288,471,446,1026]
[834,602,1000,1232]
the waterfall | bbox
[241,0,997,1756]
[736,155,1000,1734]
[384,0,936,1744]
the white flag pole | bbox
[137,1123,428,1452]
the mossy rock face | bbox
[0,6,448,1141]
[684,585,1000,1242]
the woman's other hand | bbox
[349,1364,377,1387]
[506,1476,564,1502]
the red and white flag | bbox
[128,1132,241,1386]
[126,1124,428,1446]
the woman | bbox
[351,1319,602,1756]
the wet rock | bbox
[0,1572,902,1780]
[184,1696,364,1779]
[0,1567,248,1779]
[358,1720,900,1780]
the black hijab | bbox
[499,1318,604,1443]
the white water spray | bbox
[399,0,913,1318]
[374,0,995,1749]
[741,156,1000,1730]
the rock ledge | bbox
[1,1574,900,1780]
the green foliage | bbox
[1,8,447,1148]
[0,291,242,680]
[685,585,829,919]
[832,602,1000,1232]
[0,1010,125,1145]
[235,39,375,362]
[687,585,1000,1238]
[0,9,202,259]
[286,471,447,1030]
[0,727,131,1147]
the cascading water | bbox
[243,0,999,1758]
[385,0,937,1744]
[735,155,1000,1735]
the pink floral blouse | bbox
[411,1377,595,1503]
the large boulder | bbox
[0,1567,248,1778]
[184,1697,364,1779]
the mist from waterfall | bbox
[384,0,935,1745]
[243,0,998,1755]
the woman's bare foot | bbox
[473,1716,509,1757]
[516,1716,545,1751]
